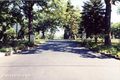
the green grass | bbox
[35,39,49,43]
[111,39,120,43]
[0,39,49,52]
[77,39,120,44]
[73,39,120,58]
[0,47,14,52]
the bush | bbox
[35,33,42,39]
[81,40,95,48]
[4,28,16,39]
[81,40,88,46]
[26,42,34,47]
[108,47,117,55]
[73,39,120,57]
[17,46,25,50]
[88,41,94,47]
[114,44,120,51]
[9,41,15,47]
[117,52,120,58]
[0,48,7,52]
[6,48,14,52]
[0,47,14,52]
[20,40,29,44]
[35,40,41,44]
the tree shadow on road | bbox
[31,39,110,59]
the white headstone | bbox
[30,34,34,42]
[82,31,86,42]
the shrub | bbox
[114,44,120,51]
[26,42,34,47]
[6,48,14,52]
[81,40,88,46]
[17,46,25,50]
[81,40,95,48]
[9,41,15,47]
[0,48,6,52]
[0,47,14,52]
[108,47,117,55]
[35,40,40,44]
[88,41,94,47]
[92,44,98,50]
[117,52,120,58]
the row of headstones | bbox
[82,32,117,42]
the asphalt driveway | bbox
[0,39,120,80]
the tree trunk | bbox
[28,1,34,42]
[73,34,76,40]
[104,0,112,46]
[69,32,72,39]
[95,36,97,44]
[41,29,45,39]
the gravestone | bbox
[82,30,86,42]
[30,33,34,42]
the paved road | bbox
[0,39,120,80]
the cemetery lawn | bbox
[73,39,120,58]
[0,39,48,53]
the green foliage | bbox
[74,39,120,56]
[17,45,25,50]
[35,39,48,44]
[115,45,120,51]
[0,48,7,52]
[0,1,24,41]
[6,47,14,52]
[111,22,120,38]
[81,0,105,37]
[45,34,52,39]
[117,52,120,58]
[55,35,64,39]
[35,33,42,39]
[18,40,33,47]
[4,28,16,39]
[0,47,14,52]
[108,47,117,55]
[26,42,34,47]
[63,0,81,39]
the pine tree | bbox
[81,0,105,43]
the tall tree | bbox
[33,0,66,39]
[104,0,112,45]
[0,1,24,41]
[81,0,105,43]
[63,0,81,39]
[111,22,120,38]
[0,1,11,41]
[104,0,120,45]
[13,0,51,42]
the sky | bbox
[67,0,120,23]
[55,0,120,37]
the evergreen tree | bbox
[81,0,105,43]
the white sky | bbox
[54,0,120,36]
[67,0,120,23]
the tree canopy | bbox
[81,0,105,43]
